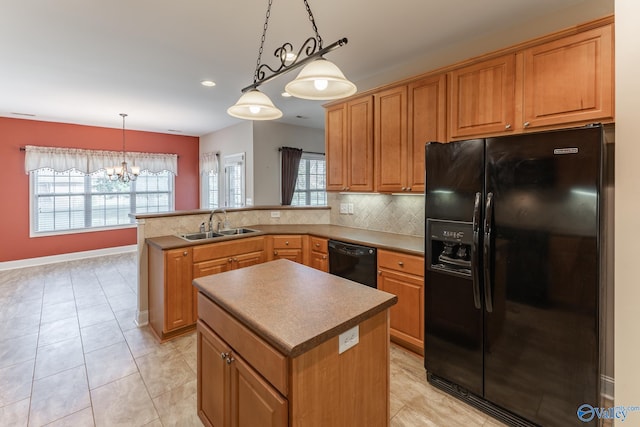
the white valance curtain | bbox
[24,145,179,175]
[200,151,219,174]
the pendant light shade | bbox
[284,58,357,100]
[227,89,283,120]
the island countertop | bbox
[192,259,398,357]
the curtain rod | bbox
[19,146,180,158]
[278,147,325,156]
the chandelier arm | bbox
[241,37,347,93]
[303,0,322,48]
[253,0,274,84]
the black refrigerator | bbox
[424,125,602,427]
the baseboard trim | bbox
[0,245,137,271]
[136,310,149,327]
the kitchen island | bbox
[193,259,398,427]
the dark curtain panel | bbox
[281,147,303,205]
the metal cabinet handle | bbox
[274,250,278,255]
[523,121,530,127]
[220,352,228,359]
[285,241,289,245]
[378,270,382,275]
[397,261,404,266]
[407,187,411,191]
[228,258,233,263]
[183,251,188,256]
[315,243,320,247]
[226,356,235,365]
[505,123,511,129]
[322,255,327,260]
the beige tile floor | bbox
[0,253,503,427]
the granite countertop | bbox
[193,259,398,357]
[146,224,424,256]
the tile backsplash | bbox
[328,193,424,237]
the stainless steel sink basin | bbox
[217,228,259,235]
[178,231,223,241]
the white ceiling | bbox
[0,0,604,136]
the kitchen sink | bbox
[178,231,223,241]
[218,228,259,235]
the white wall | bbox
[615,0,640,418]
[201,121,325,206]
[253,121,325,205]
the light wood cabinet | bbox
[377,250,425,355]
[198,319,287,427]
[325,95,374,192]
[268,235,305,264]
[448,54,517,139]
[196,287,390,427]
[374,75,447,193]
[449,22,613,139]
[308,236,328,272]
[148,246,195,341]
[522,24,613,130]
[374,86,407,193]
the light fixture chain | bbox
[303,0,322,48]
[254,0,273,83]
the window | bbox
[291,153,326,206]
[31,168,174,234]
[202,170,219,209]
[224,153,245,208]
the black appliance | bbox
[424,125,602,426]
[328,240,377,288]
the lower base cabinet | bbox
[377,250,425,355]
[198,320,287,427]
[197,292,390,427]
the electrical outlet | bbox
[339,325,359,354]
[348,203,354,214]
[339,203,348,214]
[271,211,280,218]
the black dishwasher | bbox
[328,240,377,288]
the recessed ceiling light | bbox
[201,80,216,87]
[281,91,292,97]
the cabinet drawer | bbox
[377,249,424,276]
[272,235,303,249]
[197,292,288,396]
[193,236,264,263]
[310,236,328,254]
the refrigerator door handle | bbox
[471,192,482,310]
[483,192,494,313]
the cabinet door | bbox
[198,321,231,427]
[164,248,193,333]
[375,86,408,193]
[523,24,613,129]
[272,249,303,264]
[309,251,329,272]
[378,268,424,354]
[449,54,516,138]
[408,74,447,193]
[234,251,265,269]
[194,257,233,278]
[347,95,374,192]
[230,354,288,427]
[325,104,347,191]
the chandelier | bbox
[106,113,140,182]
[227,0,357,120]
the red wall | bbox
[0,117,199,262]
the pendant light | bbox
[227,0,356,120]
[106,113,140,182]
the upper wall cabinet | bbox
[326,95,374,192]
[449,22,614,139]
[448,54,516,139]
[521,24,613,130]
[374,74,446,193]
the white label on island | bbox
[338,325,359,354]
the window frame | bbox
[291,152,327,206]
[29,168,175,237]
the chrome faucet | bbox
[209,208,227,232]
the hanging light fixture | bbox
[227,0,356,120]
[106,113,140,182]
